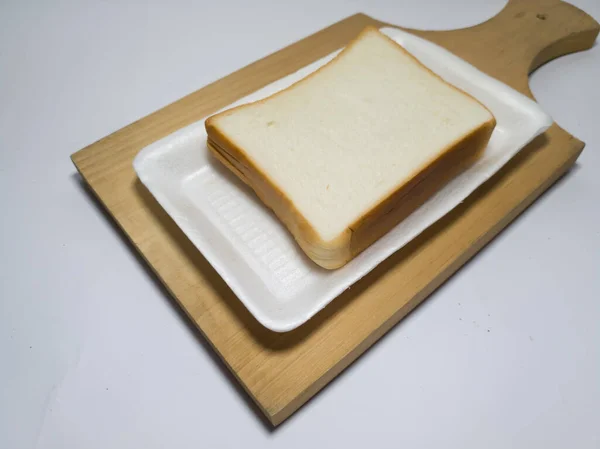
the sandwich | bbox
[205,27,495,269]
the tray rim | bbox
[132,26,552,332]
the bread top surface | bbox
[206,27,495,242]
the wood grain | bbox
[71,0,598,426]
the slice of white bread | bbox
[205,26,496,269]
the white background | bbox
[1,0,598,448]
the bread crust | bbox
[205,26,496,269]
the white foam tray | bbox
[134,27,552,332]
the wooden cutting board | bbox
[71,0,598,426]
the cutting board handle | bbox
[403,0,599,96]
